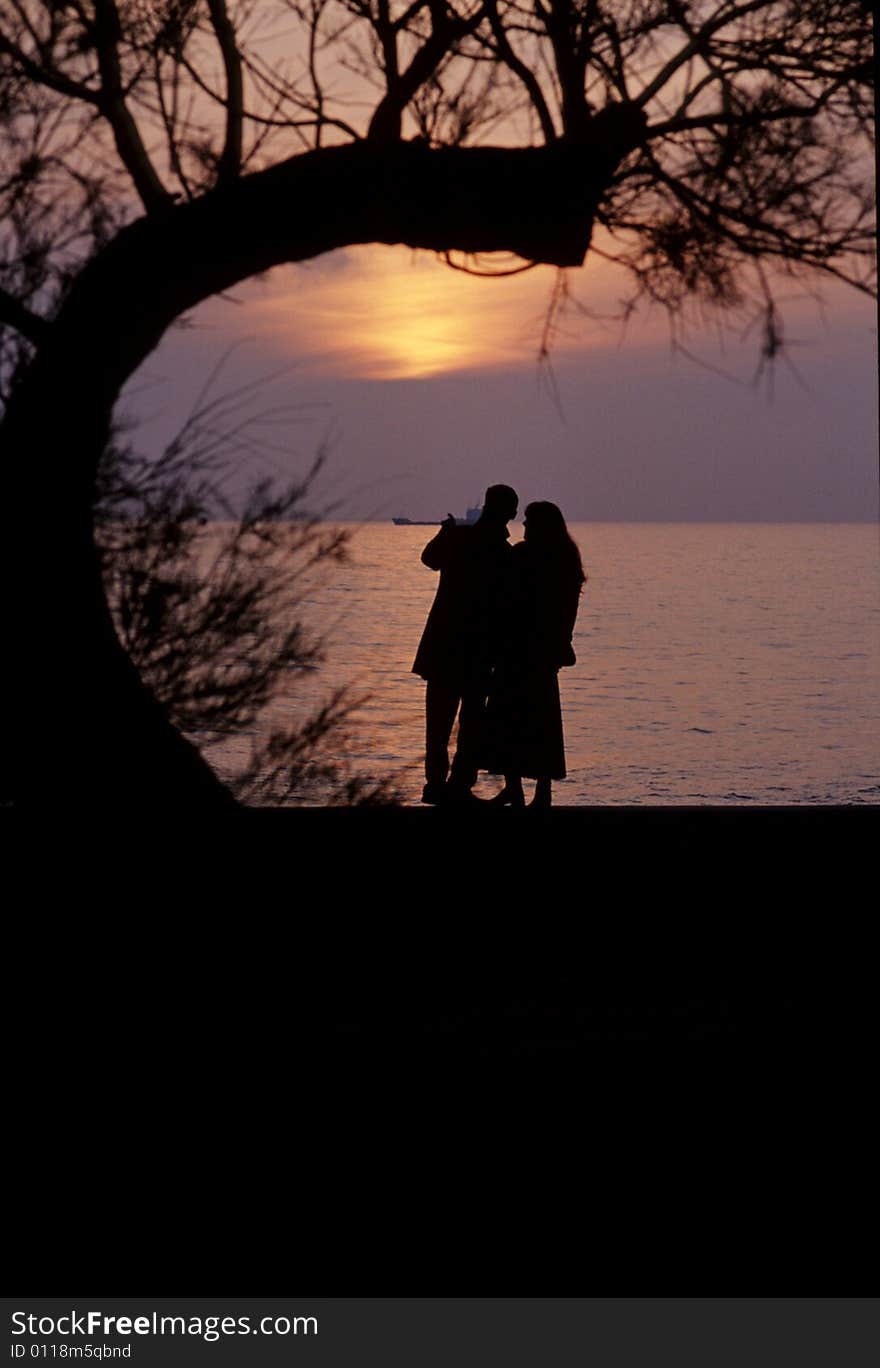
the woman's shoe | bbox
[488,786,526,807]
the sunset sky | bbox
[97,1,877,527]
[123,240,877,523]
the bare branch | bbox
[0,29,100,104]
[91,0,171,211]
[648,101,821,139]
[367,1,485,142]
[206,0,243,183]
[634,0,779,108]
[542,0,591,139]
[483,0,558,143]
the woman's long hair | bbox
[523,502,586,589]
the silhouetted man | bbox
[412,484,519,804]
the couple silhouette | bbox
[412,484,586,808]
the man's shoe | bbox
[421,782,448,804]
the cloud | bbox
[227,244,635,379]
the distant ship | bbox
[392,505,482,527]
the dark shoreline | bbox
[8,803,874,1290]
[10,803,875,1051]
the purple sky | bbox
[122,246,878,522]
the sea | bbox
[202,521,880,806]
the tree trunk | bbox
[2,114,645,810]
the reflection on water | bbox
[203,522,880,806]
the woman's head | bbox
[523,501,567,541]
[523,501,586,584]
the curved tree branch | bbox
[0,110,647,808]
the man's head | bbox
[482,484,518,523]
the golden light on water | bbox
[249,245,626,380]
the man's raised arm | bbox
[421,514,458,569]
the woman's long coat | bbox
[483,543,582,779]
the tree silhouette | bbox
[0,0,874,806]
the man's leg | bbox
[424,678,460,799]
[448,680,488,793]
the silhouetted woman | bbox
[484,502,586,808]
